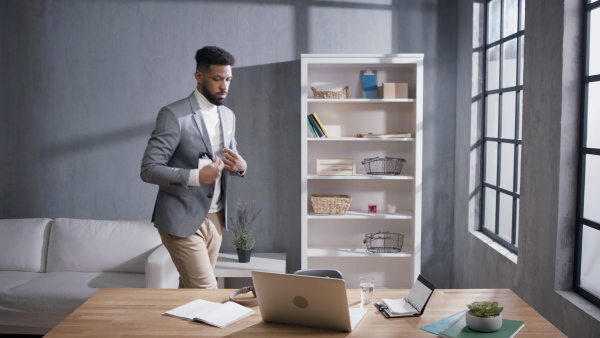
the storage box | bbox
[316,158,355,176]
[382,83,409,99]
[311,194,352,215]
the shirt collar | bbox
[194,88,218,114]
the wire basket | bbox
[311,86,349,99]
[363,231,404,253]
[362,156,406,175]
[310,194,352,215]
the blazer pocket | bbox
[159,185,190,197]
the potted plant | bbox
[230,200,261,263]
[465,301,504,332]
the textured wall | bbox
[0,0,457,284]
[454,0,600,336]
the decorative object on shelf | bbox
[368,203,377,213]
[362,156,406,175]
[465,301,504,332]
[311,86,349,99]
[316,158,355,176]
[310,194,352,215]
[230,200,262,263]
[363,231,404,253]
[382,82,409,99]
[386,203,397,214]
[360,69,378,98]
[355,132,412,138]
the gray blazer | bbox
[140,92,243,237]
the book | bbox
[311,113,329,138]
[163,299,255,328]
[307,114,324,137]
[439,315,525,338]
[376,274,435,318]
[419,310,467,335]
[307,119,318,137]
[361,70,378,99]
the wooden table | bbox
[44,288,565,337]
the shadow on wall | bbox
[40,123,154,159]
[222,60,302,272]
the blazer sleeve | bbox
[140,107,191,187]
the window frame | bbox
[480,0,525,254]
[574,0,600,309]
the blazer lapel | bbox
[189,93,213,151]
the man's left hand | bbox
[222,147,247,173]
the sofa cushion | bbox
[0,218,51,272]
[0,271,145,333]
[46,218,161,273]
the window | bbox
[480,0,525,253]
[574,0,600,308]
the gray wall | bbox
[0,0,457,285]
[454,0,600,337]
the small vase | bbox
[465,311,503,332]
[236,248,252,263]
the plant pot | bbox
[465,311,503,332]
[236,249,252,263]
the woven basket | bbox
[311,86,349,99]
[310,194,352,215]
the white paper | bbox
[381,298,417,315]
[164,299,255,328]
[349,307,368,330]
[198,158,212,170]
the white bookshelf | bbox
[300,54,423,288]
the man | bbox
[141,46,246,289]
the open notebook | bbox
[376,274,435,317]
[251,271,367,332]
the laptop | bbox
[251,271,367,332]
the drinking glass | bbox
[359,276,375,305]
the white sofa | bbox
[0,218,179,335]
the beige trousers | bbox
[158,210,224,289]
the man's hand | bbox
[222,147,247,173]
[199,156,225,184]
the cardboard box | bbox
[382,83,409,99]
[316,159,355,176]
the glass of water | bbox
[359,276,375,305]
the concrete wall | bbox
[453,0,600,336]
[0,0,457,285]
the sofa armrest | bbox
[145,245,179,288]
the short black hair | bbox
[195,46,235,71]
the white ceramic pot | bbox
[465,311,503,332]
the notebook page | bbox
[163,299,221,321]
[406,280,432,312]
[381,298,417,314]
[194,301,255,328]
[349,307,368,330]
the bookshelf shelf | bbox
[307,98,415,103]
[307,246,413,258]
[301,54,423,288]
[307,137,415,142]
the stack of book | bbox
[307,113,329,138]
[419,311,524,338]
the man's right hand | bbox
[199,156,225,184]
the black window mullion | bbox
[574,0,600,308]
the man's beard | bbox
[203,84,226,106]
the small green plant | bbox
[230,200,262,251]
[467,301,504,318]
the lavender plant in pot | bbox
[465,301,504,332]
[230,200,261,263]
